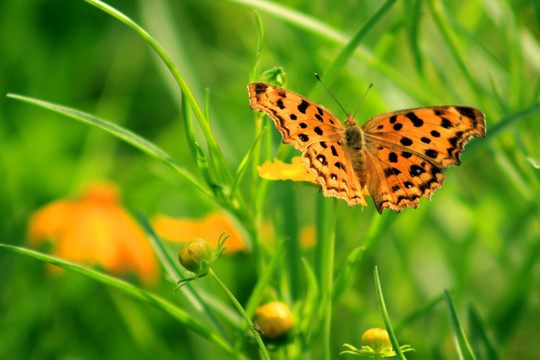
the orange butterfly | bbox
[248,82,486,213]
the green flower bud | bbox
[178,238,212,274]
[255,301,293,340]
[361,328,391,354]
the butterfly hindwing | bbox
[363,146,446,213]
[302,140,367,206]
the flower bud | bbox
[361,328,391,353]
[255,301,293,340]
[178,238,212,274]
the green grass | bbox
[1,0,539,359]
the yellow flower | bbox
[28,182,158,284]
[255,301,293,340]
[153,212,246,252]
[258,157,318,183]
[362,328,391,353]
[178,238,212,274]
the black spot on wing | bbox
[400,137,413,146]
[454,106,476,120]
[254,83,267,94]
[401,151,412,158]
[409,165,425,177]
[384,167,401,177]
[406,112,424,127]
[277,99,285,109]
[298,100,309,114]
[290,114,297,120]
[425,149,438,159]
[441,118,452,129]
[314,127,323,135]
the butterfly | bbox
[248,82,486,213]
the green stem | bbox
[209,268,271,360]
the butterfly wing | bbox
[302,139,367,206]
[248,82,367,206]
[361,106,486,213]
[248,82,345,151]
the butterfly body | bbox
[248,82,485,213]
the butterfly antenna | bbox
[352,83,373,118]
[314,73,349,116]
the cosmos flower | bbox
[152,212,247,252]
[28,182,158,284]
[257,157,318,184]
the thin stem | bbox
[209,268,271,360]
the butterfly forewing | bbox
[248,82,344,151]
[362,106,486,168]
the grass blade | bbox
[7,94,211,199]
[227,0,430,103]
[0,243,234,355]
[311,0,398,98]
[230,127,267,200]
[85,0,232,184]
[467,305,500,360]
[444,289,476,360]
[374,266,407,360]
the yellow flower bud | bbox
[255,301,293,340]
[178,238,212,274]
[361,328,391,353]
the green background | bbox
[1,0,539,359]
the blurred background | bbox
[1,0,539,359]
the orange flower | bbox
[258,157,318,183]
[28,182,158,284]
[152,212,246,253]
